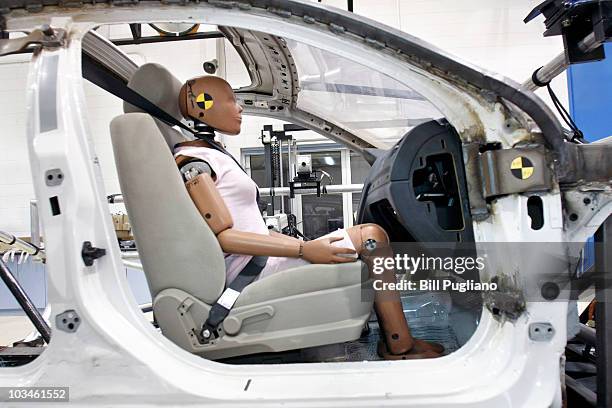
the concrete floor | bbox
[0,315,35,346]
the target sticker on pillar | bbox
[196,93,214,110]
[510,156,534,180]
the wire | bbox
[531,66,585,143]
[546,83,585,143]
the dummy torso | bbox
[174,143,269,283]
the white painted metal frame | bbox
[0,3,610,406]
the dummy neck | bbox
[193,121,216,141]
[175,121,219,149]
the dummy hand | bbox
[302,237,357,264]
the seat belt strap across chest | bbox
[179,138,262,205]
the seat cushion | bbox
[235,261,367,307]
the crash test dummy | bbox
[173,75,443,359]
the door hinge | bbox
[0,25,66,57]
[479,145,552,198]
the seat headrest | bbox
[123,63,183,121]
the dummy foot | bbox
[377,339,444,360]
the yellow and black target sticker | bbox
[196,93,214,110]
[510,156,534,180]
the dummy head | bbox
[178,76,243,135]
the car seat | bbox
[109,63,373,359]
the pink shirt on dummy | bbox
[174,145,270,284]
[174,144,357,285]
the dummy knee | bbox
[349,223,389,253]
[360,223,389,245]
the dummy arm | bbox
[185,172,300,257]
[269,230,295,241]
[183,171,355,263]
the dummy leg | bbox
[346,224,443,359]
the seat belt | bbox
[83,54,198,137]
[177,136,249,175]
[85,55,257,199]
[201,255,268,342]
[84,59,269,338]
[176,138,262,205]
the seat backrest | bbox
[110,63,225,304]
[123,62,188,149]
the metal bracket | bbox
[55,310,81,333]
[463,143,489,220]
[81,241,106,266]
[529,322,555,342]
[0,25,66,57]
[560,140,612,186]
[479,145,552,198]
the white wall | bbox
[0,1,568,237]
[329,0,568,107]
[0,26,219,237]
[0,54,34,238]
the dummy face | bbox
[179,76,243,135]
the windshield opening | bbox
[287,40,443,145]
